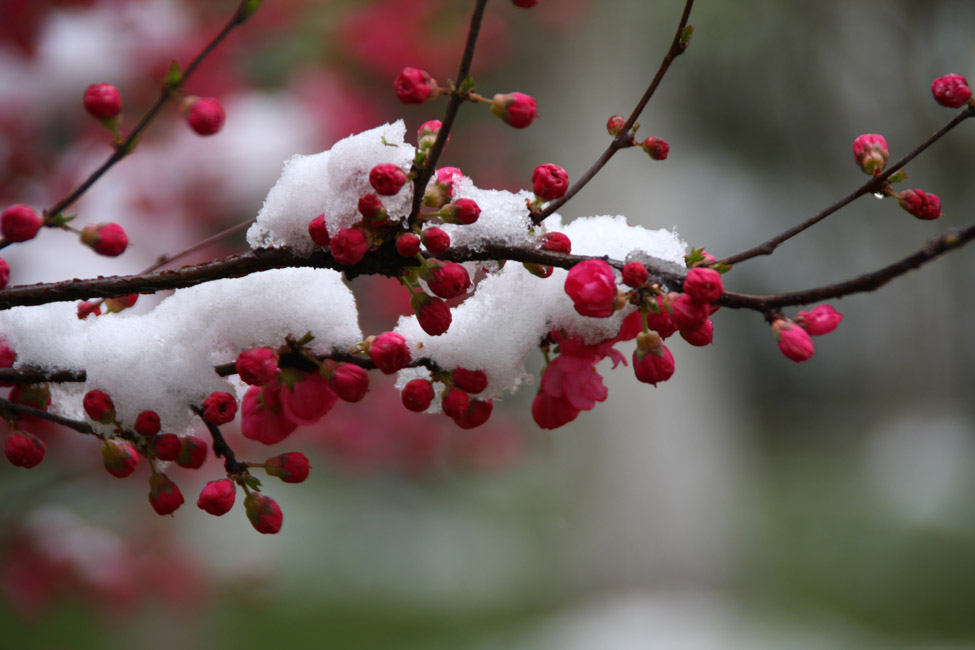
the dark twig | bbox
[715,105,975,267]
[408,0,490,223]
[0,397,95,435]
[191,405,249,475]
[532,0,695,225]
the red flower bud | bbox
[539,231,571,253]
[308,214,329,247]
[421,227,450,253]
[633,336,675,386]
[640,136,669,160]
[452,367,488,394]
[682,267,724,304]
[452,398,493,429]
[148,472,184,515]
[490,92,538,129]
[330,227,369,265]
[1,204,42,242]
[402,379,435,412]
[564,259,617,318]
[0,257,8,290]
[10,383,51,413]
[411,292,452,336]
[679,318,713,347]
[606,114,626,137]
[369,332,411,374]
[102,438,139,478]
[83,389,115,423]
[176,435,208,469]
[622,261,648,287]
[532,164,569,201]
[417,120,443,150]
[394,67,438,104]
[512,0,537,7]
[897,189,942,220]
[236,348,279,386]
[244,492,283,534]
[424,260,471,299]
[440,198,480,225]
[369,163,408,196]
[151,433,182,461]
[104,294,138,313]
[134,410,161,437]
[931,73,971,108]
[265,451,311,483]
[852,134,889,176]
[772,319,815,363]
[202,392,237,425]
[80,222,128,256]
[77,301,102,319]
[396,233,421,257]
[666,293,708,331]
[5,431,45,468]
[329,363,369,402]
[442,387,470,419]
[197,479,236,516]
[184,96,225,136]
[83,82,121,119]
[795,304,843,336]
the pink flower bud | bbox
[102,438,139,478]
[852,134,889,176]
[244,492,283,534]
[80,222,128,256]
[421,227,450,253]
[795,304,843,336]
[197,479,236,516]
[490,92,538,129]
[512,0,538,7]
[134,410,161,437]
[184,97,225,136]
[412,292,452,336]
[369,163,408,196]
[453,367,487,394]
[402,378,435,412]
[931,73,971,108]
[394,67,438,104]
[640,137,669,160]
[369,332,411,374]
[440,198,481,225]
[682,267,724,304]
[606,114,627,137]
[176,435,208,469]
[82,83,121,119]
[396,232,421,257]
[423,167,462,208]
[104,294,137,313]
[417,120,443,150]
[235,348,279,386]
[633,333,675,386]
[442,387,470,419]
[77,301,102,319]
[622,262,648,287]
[0,342,16,387]
[1,204,42,242]
[148,472,184,516]
[5,431,45,468]
[666,293,708,331]
[329,363,369,402]
[532,391,579,430]
[0,257,9,290]
[151,433,182,461]
[83,389,115,423]
[897,189,942,220]
[202,392,237,425]
[10,383,51,412]
[532,164,569,201]
[564,259,617,318]
[539,231,571,253]
[424,260,471,299]
[308,214,329,247]
[772,319,815,363]
[679,318,713,347]
[265,451,311,483]
[452,398,493,429]
[330,227,369,265]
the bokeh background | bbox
[1,1,973,648]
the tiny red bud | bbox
[1,204,42,242]
[679,318,714,347]
[184,97,225,136]
[265,451,311,483]
[394,67,438,104]
[682,267,724,304]
[369,163,408,196]
[308,214,329,247]
[565,259,617,318]
[640,136,669,160]
[80,222,128,256]
[151,433,182,461]
[176,435,208,469]
[424,260,471,299]
[490,92,538,129]
[83,389,115,423]
[897,189,942,220]
[77,301,102,319]
[411,292,452,336]
[83,82,121,119]
[5,431,45,468]
[421,227,450,254]
[931,73,971,108]
[134,410,161,437]
[402,378,435,412]
[104,294,138,313]
[852,134,889,176]
[236,348,279,386]
[202,392,237,425]
[531,164,569,201]
[633,336,675,386]
[795,304,843,336]
[102,438,139,478]
[451,398,493,429]
[441,387,470,419]
[330,227,369,265]
[452,367,487,394]
[647,296,677,338]
[244,491,283,534]
[666,293,708,331]
[622,262,649,287]
[772,319,815,363]
[197,479,236,516]
[369,332,411,374]
[0,257,8,290]
[539,231,571,254]
[606,115,626,137]
[148,472,184,515]
[329,363,369,402]
[417,120,443,150]
[396,232,421,257]
[440,198,481,225]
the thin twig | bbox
[531,0,695,225]
[0,397,95,435]
[191,405,249,474]
[715,105,975,267]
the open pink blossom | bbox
[241,383,299,445]
[278,370,338,426]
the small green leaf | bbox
[680,25,695,48]
[164,61,183,88]
[887,169,909,184]
[458,75,476,95]
[237,0,262,21]
[295,331,315,347]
